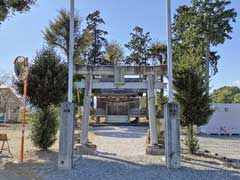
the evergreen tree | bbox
[85,10,108,65]
[125,26,152,65]
[174,48,213,154]
[0,0,36,23]
[173,0,237,83]
[150,42,167,101]
[43,9,92,64]
[150,42,167,65]
[104,41,124,65]
[16,47,68,150]
[16,48,68,109]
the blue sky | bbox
[0,0,239,91]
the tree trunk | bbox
[77,89,81,113]
[187,124,194,154]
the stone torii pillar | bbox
[81,74,93,145]
[75,74,96,154]
[147,74,158,145]
[146,74,164,155]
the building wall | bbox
[200,103,240,135]
[0,88,21,122]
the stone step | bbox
[106,115,129,123]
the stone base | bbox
[74,143,97,155]
[146,145,165,155]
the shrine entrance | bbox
[58,64,181,170]
[75,65,166,125]
[74,65,166,145]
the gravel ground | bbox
[35,126,240,180]
[1,125,240,180]
[198,135,240,160]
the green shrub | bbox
[31,108,59,150]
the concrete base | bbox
[74,143,97,155]
[58,102,75,170]
[146,145,165,155]
[164,103,181,168]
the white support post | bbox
[68,0,74,103]
[147,75,158,145]
[81,75,93,145]
[167,0,174,103]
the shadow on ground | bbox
[93,126,148,139]
[2,150,240,180]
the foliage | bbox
[16,47,68,109]
[104,41,124,65]
[150,42,167,65]
[174,48,213,154]
[43,9,92,63]
[125,26,152,65]
[173,0,237,75]
[172,1,236,153]
[85,10,108,65]
[15,47,66,150]
[174,49,213,127]
[30,108,59,150]
[211,86,240,103]
[0,0,36,23]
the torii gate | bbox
[58,0,180,170]
[75,65,167,146]
[58,65,180,170]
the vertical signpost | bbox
[14,56,29,163]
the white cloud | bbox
[233,80,240,85]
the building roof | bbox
[97,78,144,96]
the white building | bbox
[200,103,240,135]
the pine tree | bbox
[125,26,152,65]
[43,9,92,64]
[85,10,108,65]
[173,0,237,84]
[104,41,124,65]
[0,0,36,23]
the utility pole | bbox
[58,0,75,169]
[167,0,173,103]
[68,0,74,102]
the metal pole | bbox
[20,77,28,162]
[167,0,174,102]
[68,0,75,102]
